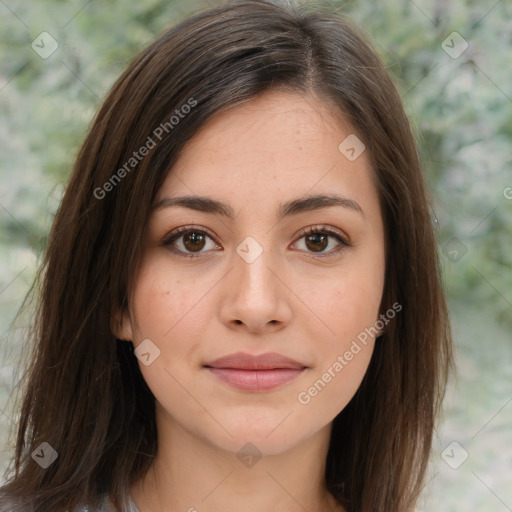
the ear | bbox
[111,301,134,341]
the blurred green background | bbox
[0,0,510,510]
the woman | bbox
[0,0,453,510]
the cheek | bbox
[129,257,219,383]
[130,255,210,340]
[128,263,210,417]
[295,275,379,416]
[297,343,374,421]
[293,255,383,410]
[296,259,384,343]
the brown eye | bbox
[294,226,351,258]
[182,232,206,252]
[162,227,219,258]
[305,233,329,252]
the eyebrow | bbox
[151,193,364,220]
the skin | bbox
[113,88,386,512]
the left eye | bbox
[292,227,350,256]
[162,226,350,258]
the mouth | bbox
[203,352,308,392]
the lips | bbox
[204,352,307,391]
[205,352,306,370]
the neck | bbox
[130,408,344,512]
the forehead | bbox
[179,89,353,164]
[153,89,378,220]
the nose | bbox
[219,241,292,334]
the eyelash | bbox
[161,225,351,259]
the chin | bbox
[205,413,317,456]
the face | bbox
[114,89,385,456]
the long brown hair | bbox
[0,1,453,510]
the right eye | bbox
[162,226,221,258]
